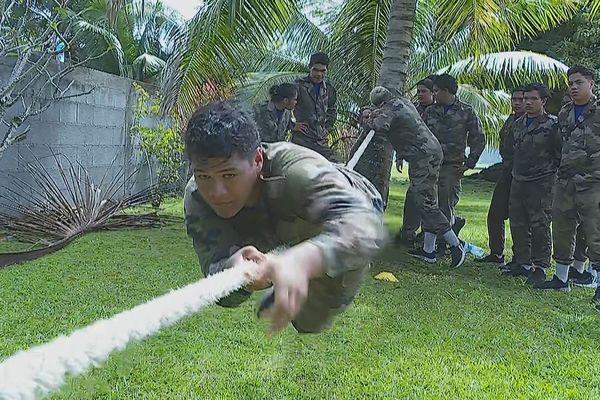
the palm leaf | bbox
[75,19,126,76]
[439,51,569,90]
[457,84,511,148]
[235,71,305,105]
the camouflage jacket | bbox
[557,96,600,185]
[423,100,485,167]
[371,96,443,163]
[184,142,386,307]
[293,76,337,141]
[507,113,561,182]
[415,102,434,118]
[499,114,520,173]
[253,100,294,143]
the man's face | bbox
[282,94,298,111]
[524,90,546,116]
[568,72,595,104]
[511,91,525,115]
[417,85,434,105]
[309,63,327,84]
[191,150,263,218]
[432,85,453,105]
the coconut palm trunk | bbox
[354,0,417,207]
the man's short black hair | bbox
[567,65,596,80]
[512,86,526,94]
[417,78,434,91]
[309,52,330,67]
[524,83,551,99]
[432,74,458,95]
[184,100,260,160]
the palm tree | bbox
[161,0,582,200]
[72,0,183,82]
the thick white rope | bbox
[0,261,258,400]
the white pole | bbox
[346,129,375,171]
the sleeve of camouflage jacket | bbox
[325,83,338,132]
[550,119,562,167]
[465,108,486,168]
[184,185,252,308]
[502,123,516,174]
[284,161,386,278]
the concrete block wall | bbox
[0,57,161,209]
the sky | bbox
[163,0,203,20]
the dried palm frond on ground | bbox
[0,149,183,267]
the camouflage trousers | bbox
[401,153,452,235]
[486,170,513,256]
[574,225,588,262]
[292,265,368,333]
[552,179,600,266]
[509,177,554,268]
[291,132,338,163]
[437,163,464,224]
[400,164,422,239]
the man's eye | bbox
[197,175,211,180]
[223,174,236,179]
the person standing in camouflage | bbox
[423,74,486,238]
[397,78,436,245]
[368,87,466,268]
[292,52,338,162]
[534,66,600,306]
[183,100,387,333]
[478,87,525,265]
[502,84,561,285]
[253,83,303,143]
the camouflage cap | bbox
[370,86,392,106]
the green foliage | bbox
[131,82,183,187]
[520,12,600,74]
[164,0,583,148]
[72,0,183,82]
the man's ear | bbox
[254,147,264,170]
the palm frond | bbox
[439,51,569,90]
[75,19,126,76]
[457,84,511,148]
[235,71,305,105]
[329,0,391,105]
[161,0,305,120]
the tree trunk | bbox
[355,0,417,207]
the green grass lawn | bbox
[1,181,599,399]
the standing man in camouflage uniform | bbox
[502,84,561,285]
[253,83,303,143]
[368,86,466,268]
[423,74,486,242]
[397,78,436,245]
[478,87,525,265]
[534,66,600,306]
[183,100,387,333]
[293,52,338,162]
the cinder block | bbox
[91,145,122,167]
[0,150,19,172]
[79,126,111,146]
[40,103,60,123]
[112,92,129,109]
[77,103,94,125]
[60,101,78,124]
[26,121,62,145]
[93,107,125,128]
